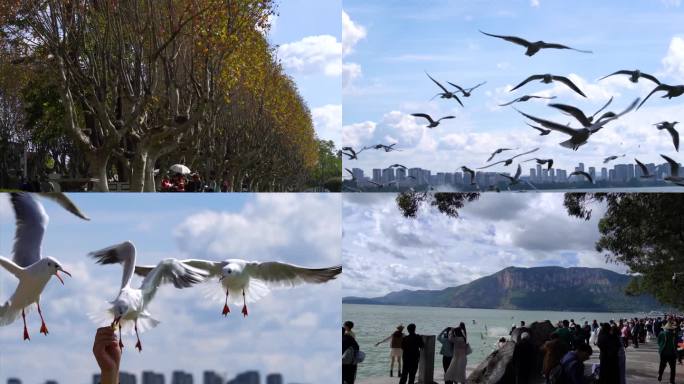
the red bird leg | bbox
[241,289,248,317]
[37,301,49,335]
[134,320,142,352]
[22,309,30,341]
[222,289,230,316]
[118,324,124,350]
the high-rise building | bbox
[372,169,382,183]
[614,164,628,182]
[142,371,165,384]
[529,168,536,181]
[627,163,635,180]
[578,162,585,172]
[396,168,406,180]
[8,379,22,384]
[381,168,395,183]
[203,371,223,384]
[120,372,137,384]
[408,168,421,182]
[588,167,596,181]
[351,168,364,181]
[536,164,542,182]
[171,371,193,384]
[454,172,463,185]
[436,172,446,185]
[226,371,259,384]
[266,373,283,384]
[601,167,608,181]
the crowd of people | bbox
[342,315,684,384]
[159,172,228,192]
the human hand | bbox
[93,327,121,384]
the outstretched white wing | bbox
[88,241,137,290]
[140,259,208,303]
[244,261,342,288]
[11,193,48,268]
[38,193,90,221]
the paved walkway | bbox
[357,341,683,384]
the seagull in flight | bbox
[449,81,487,97]
[411,113,455,128]
[88,241,208,351]
[479,31,592,57]
[499,95,557,107]
[634,159,655,178]
[526,123,551,136]
[654,121,679,152]
[426,72,463,106]
[498,164,523,186]
[510,74,586,98]
[487,148,518,162]
[599,70,660,85]
[365,143,399,152]
[522,158,554,171]
[136,259,341,318]
[341,146,366,160]
[389,164,408,170]
[548,97,615,127]
[603,154,625,164]
[569,171,593,184]
[660,154,684,186]
[479,148,540,169]
[0,193,88,340]
[515,98,640,150]
[460,166,477,185]
[638,84,684,110]
[344,168,356,181]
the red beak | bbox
[55,269,71,285]
[111,316,122,328]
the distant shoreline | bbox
[342,302,672,314]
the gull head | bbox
[111,301,130,325]
[219,263,243,282]
[42,257,72,285]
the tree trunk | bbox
[144,152,159,192]
[87,152,110,192]
[130,149,148,192]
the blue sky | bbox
[0,193,341,384]
[342,0,684,176]
[341,193,623,298]
[270,0,342,145]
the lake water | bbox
[343,304,644,379]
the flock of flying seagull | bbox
[0,193,342,351]
[342,30,684,190]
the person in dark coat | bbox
[399,323,424,384]
[343,327,360,384]
[596,323,620,384]
[512,332,535,384]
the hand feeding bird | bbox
[478,148,540,169]
[515,98,640,150]
[499,95,557,107]
[510,74,586,98]
[88,241,208,352]
[135,259,341,318]
[479,30,592,57]
[654,121,679,152]
[638,83,684,109]
[598,70,660,85]
[411,113,455,128]
[0,193,89,340]
[425,72,464,106]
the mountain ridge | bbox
[343,266,664,312]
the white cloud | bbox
[662,36,684,82]
[530,0,540,7]
[342,10,367,57]
[342,62,362,87]
[342,121,376,147]
[277,35,341,77]
[312,104,342,144]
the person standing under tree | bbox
[399,323,423,384]
[375,324,405,377]
[658,320,678,384]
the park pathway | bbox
[357,339,683,384]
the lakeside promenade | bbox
[358,337,683,384]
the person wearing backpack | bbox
[343,327,360,384]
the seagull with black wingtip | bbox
[479,30,592,57]
[660,154,684,186]
[603,154,626,164]
[548,97,615,127]
[634,159,655,179]
[425,72,463,106]
[654,121,679,152]
[569,171,593,184]
[522,158,554,171]
[510,74,587,98]
[599,70,660,85]
[411,113,455,128]
[499,95,557,107]
[479,148,540,169]
[638,83,684,110]
[449,81,487,97]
